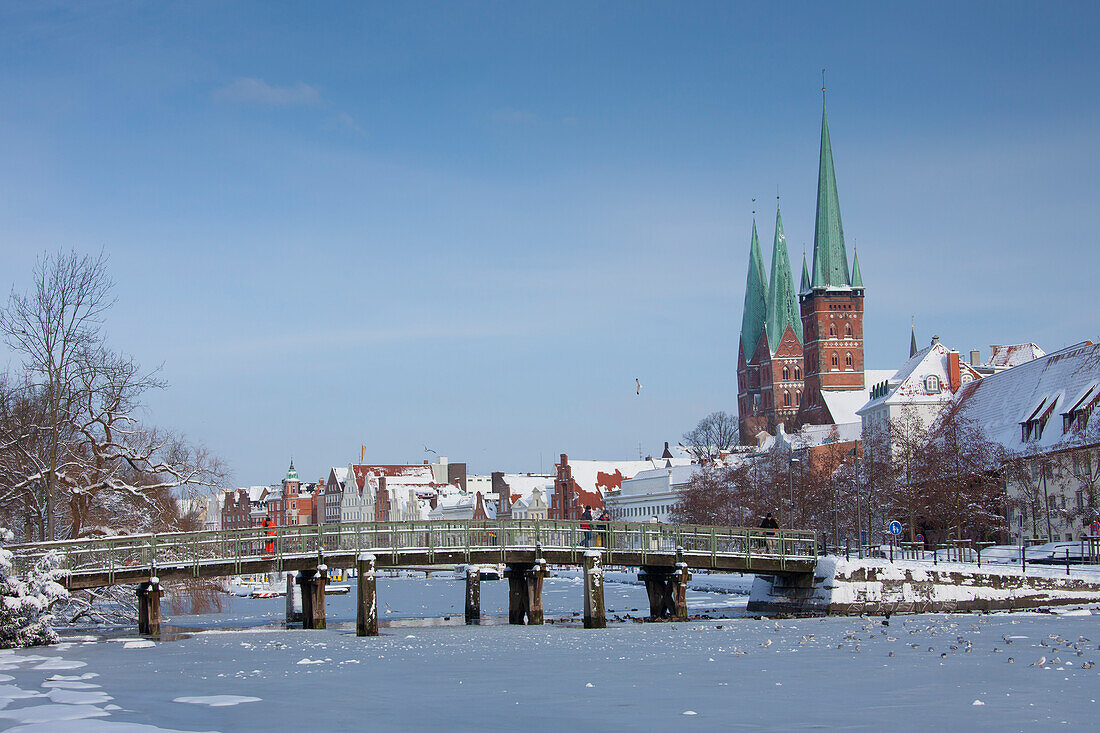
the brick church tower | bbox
[797,98,865,426]
[737,205,805,444]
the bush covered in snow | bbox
[0,528,68,648]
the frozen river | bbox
[0,574,1097,731]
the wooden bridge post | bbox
[506,565,531,624]
[297,567,328,629]
[526,559,547,625]
[136,577,162,636]
[285,572,302,624]
[465,566,481,624]
[583,551,606,629]
[639,569,672,619]
[673,561,691,620]
[356,553,378,637]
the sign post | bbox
[887,521,902,563]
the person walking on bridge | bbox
[760,512,779,553]
[581,506,593,548]
[262,517,276,556]
[594,509,610,548]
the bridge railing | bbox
[9,520,816,580]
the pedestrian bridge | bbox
[11,519,817,635]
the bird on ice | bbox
[635,378,642,395]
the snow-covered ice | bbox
[0,574,1095,730]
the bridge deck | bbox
[11,519,817,590]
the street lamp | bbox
[788,455,801,528]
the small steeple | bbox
[739,217,768,361]
[765,203,803,352]
[799,251,810,294]
[850,247,863,288]
[909,325,918,358]
[286,459,298,482]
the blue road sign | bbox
[888,520,903,536]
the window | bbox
[794,366,801,379]
[845,353,853,368]
[831,353,839,368]
[795,390,802,406]
[845,324,852,337]
[782,365,790,381]
[925,375,940,392]
[829,324,837,338]
[783,390,791,407]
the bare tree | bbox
[682,411,740,463]
[889,405,932,540]
[0,251,114,540]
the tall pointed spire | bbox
[909,325,918,358]
[809,98,851,289]
[799,251,810,294]
[850,247,863,288]
[765,204,803,353]
[739,219,768,361]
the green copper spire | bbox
[799,252,810,294]
[739,220,768,361]
[809,101,851,289]
[850,247,863,288]
[765,205,803,352]
[286,459,298,482]
[910,326,918,358]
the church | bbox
[737,97,868,445]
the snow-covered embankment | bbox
[747,557,1100,615]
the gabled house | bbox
[858,337,983,453]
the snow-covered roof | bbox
[858,344,982,415]
[618,463,699,491]
[349,464,435,490]
[564,458,692,497]
[952,341,1099,453]
[988,343,1045,369]
[498,474,555,504]
[820,389,870,426]
[329,466,348,484]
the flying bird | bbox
[635,378,642,395]
[424,446,437,455]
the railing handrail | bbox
[9,518,815,552]
[8,518,819,582]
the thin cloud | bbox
[213,78,321,106]
[489,107,539,124]
[328,111,367,137]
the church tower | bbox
[738,205,805,443]
[797,97,865,425]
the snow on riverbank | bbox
[750,556,1100,615]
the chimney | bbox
[970,349,981,366]
[947,351,961,392]
[438,456,448,466]
[931,335,940,347]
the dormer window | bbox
[925,375,940,393]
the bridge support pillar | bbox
[673,562,691,620]
[583,551,605,629]
[640,562,690,620]
[465,567,481,624]
[297,567,327,629]
[504,560,546,625]
[357,554,378,637]
[137,578,162,636]
[285,572,302,624]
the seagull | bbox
[635,378,643,395]
[424,446,437,455]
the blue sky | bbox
[1,2,1098,485]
